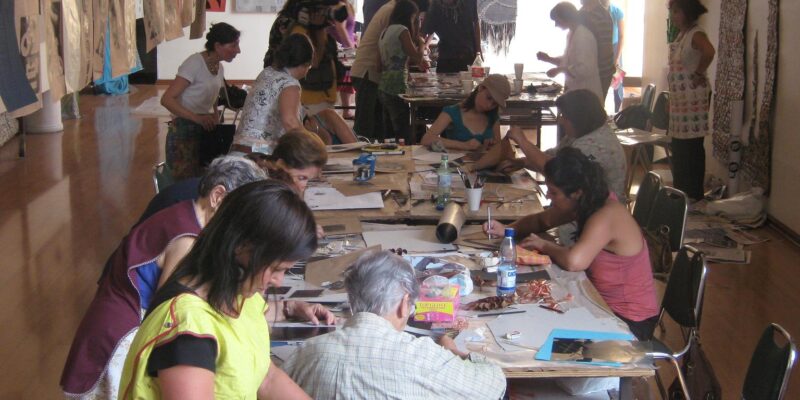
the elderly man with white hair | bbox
[283,250,507,399]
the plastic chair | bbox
[647,247,709,398]
[152,162,174,194]
[742,323,797,400]
[632,171,662,227]
[646,186,688,253]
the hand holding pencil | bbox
[482,219,505,239]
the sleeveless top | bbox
[442,104,498,144]
[60,200,202,395]
[119,293,271,399]
[586,235,659,322]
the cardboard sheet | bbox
[305,246,381,292]
[362,228,456,253]
[316,217,363,236]
[304,187,384,211]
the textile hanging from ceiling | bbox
[742,0,778,191]
[181,0,195,26]
[477,0,516,55]
[143,0,165,52]
[46,0,66,101]
[62,0,83,93]
[163,0,184,41]
[712,0,746,162]
[92,0,109,80]
[190,0,206,39]
[0,1,38,115]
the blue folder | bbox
[535,328,636,367]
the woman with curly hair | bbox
[485,148,659,340]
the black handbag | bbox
[198,124,235,167]
[613,104,651,130]
[668,340,722,400]
[218,80,247,109]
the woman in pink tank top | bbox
[518,147,659,339]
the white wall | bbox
[642,1,800,232]
[156,4,276,80]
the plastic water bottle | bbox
[435,154,451,210]
[496,228,517,296]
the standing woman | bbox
[378,0,428,144]
[162,23,241,180]
[119,180,331,399]
[537,2,603,102]
[667,0,715,201]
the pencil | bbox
[477,310,526,317]
[488,206,492,240]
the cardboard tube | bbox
[436,203,465,243]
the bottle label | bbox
[497,267,516,291]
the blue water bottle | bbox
[496,228,517,296]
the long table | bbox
[295,145,653,399]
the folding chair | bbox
[152,162,174,194]
[631,171,662,227]
[742,323,797,400]
[646,186,688,256]
[646,247,709,399]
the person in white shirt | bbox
[536,2,603,102]
[283,250,507,400]
[161,23,241,179]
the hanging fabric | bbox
[477,0,516,55]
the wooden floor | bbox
[0,86,797,398]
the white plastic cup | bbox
[513,79,524,94]
[460,71,472,81]
[462,79,474,94]
[466,187,483,212]
[514,63,524,80]
[483,66,491,75]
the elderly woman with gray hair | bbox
[61,156,328,399]
[283,251,507,399]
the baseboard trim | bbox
[155,79,255,86]
[767,214,800,247]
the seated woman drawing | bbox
[484,147,659,340]
[420,74,510,151]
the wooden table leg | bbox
[409,103,418,144]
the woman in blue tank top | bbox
[420,74,510,151]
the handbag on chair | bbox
[668,340,722,400]
[644,225,674,276]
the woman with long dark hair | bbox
[119,180,332,399]
[162,23,241,179]
[487,148,659,340]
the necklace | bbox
[204,52,220,75]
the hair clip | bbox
[389,248,408,255]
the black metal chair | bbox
[742,323,797,400]
[152,162,174,194]
[651,91,670,131]
[646,186,688,256]
[632,171,662,227]
[647,247,709,399]
[641,83,657,113]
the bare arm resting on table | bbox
[265,300,336,325]
[279,86,304,133]
[483,205,575,239]
[420,112,481,151]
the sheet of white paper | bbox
[486,305,629,352]
[362,229,456,253]
[412,146,465,163]
[304,187,384,210]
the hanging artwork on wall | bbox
[234,0,284,13]
[191,0,207,39]
[143,0,165,52]
[207,0,227,12]
[741,0,778,192]
[478,0,516,56]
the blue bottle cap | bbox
[505,227,515,237]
